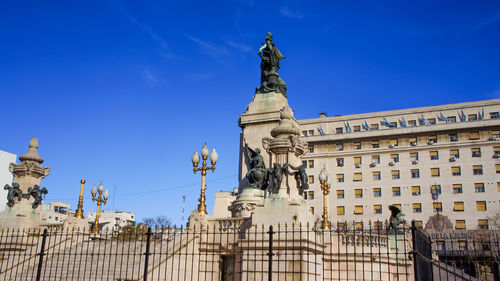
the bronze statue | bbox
[269,163,289,193]
[256,32,287,96]
[288,164,309,195]
[387,205,405,233]
[27,185,48,209]
[244,140,268,190]
[4,182,22,207]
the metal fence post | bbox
[143,227,152,281]
[267,225,275,281]
[35,228,48,281]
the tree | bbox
[141,215,172,229]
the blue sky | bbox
[1,0,499,225]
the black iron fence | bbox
[0,221,498,281]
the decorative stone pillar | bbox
[0,138,50,229]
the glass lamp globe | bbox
[210,148,218,164]
[103,189,110,200]
[192,151,200,167]
[98,183,104,193]
[201,143,209,158]
[319,169,328,183]
[326,176,332,187]
[91,185,97,197]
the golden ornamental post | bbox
[91,182,109,234]
[191,143,218,214]
[319,167,332,230]
[74,179,86,219]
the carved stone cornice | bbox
[9,161,50,179]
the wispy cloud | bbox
[127,16,168,48]
[280,7,304,19]
[225,40,253,53]
[474,11,500,30]
[142,68,167,85]
[185,34,231,60]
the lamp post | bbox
[319,167,332,230]
[74,179,86,219]
[191,143,218,214]
[91,182,109,234]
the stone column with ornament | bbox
[0,138,50,229]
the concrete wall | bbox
[0,150,16,212]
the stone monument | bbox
[0,138,50,229]
[230,33,314,226]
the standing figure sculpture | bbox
[244,140,268,190]
[4,182,23,207]
[387,205,406,233]
[27,185,48,209]
[288,164,309,196]
[269,163,289,193]
[256,32,287,96]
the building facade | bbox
[0,150,17,212]
[87,210,136,232]
[39,201,74,225]
[298,99,500,230]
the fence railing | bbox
[0,221,498,281]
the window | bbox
[337,174,344,183]
[309,145,314,153]
[408,120,417,127]
[410,152,419,162]
[428,135,438,143]
[374,221,383,229]
[308,175,314,184]
[392,187,401,196]
[477,201,487,211]
[308,160,314,168]
[411,169,420,178]
[447,116,456,123]
[371,124,379,130]
[353,125,361,132]
[337,222,346,230]
[473,165,483,175]
[491,112,500,119]
[302,131,308,136]
[302,160,307,167]
[391,170,400,179]
[309,207,314,214]
[478,219,489,229]
[475,183,485,193]
[354,205,363,214]
[373,188,382,197]
[449,133,458,142]
[451,166,461,176]
[336,143,344,151]
[354,189,363,198]
[353,142,361,150]
[454,202,464,212]
[353,173,362,181]
[390,154,399,163]
[430,151,439,160]
[389,139,398,147]
[393,204,402,210]
[450,149,460,159]
[471,148,481,157]
[308,130,314,136]
[436,240,445,250]
[413,203,422,213]
[371,140,380,148]
[498,182,500,192]
[355,221,364,230]
[428,118,436,124]
[409,137,417,146]
[494,147,500,156]
[431,185,442,195]
[469,132,480,140]
[371,155,380,164]
[431,168,440,177]
[336,127,343,134]
[337,158,344,167]
[492,130,500,138]
[354,157,362,166]
[412,186,421,195]
[455,220,466,230]
[308,191,314,199]
[373,171,381,181]
[496,164,500,174]
[337,206,345,215]
[374,204,382,214]
[414,221,423,228]
[458,240,467,250]
[337,190,344,199]
[390,122,397,127]
[433,202,443,212]
[468,114,478,121]
[453,184,463,193]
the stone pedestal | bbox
[228,188,264,218]
[252,194,313,226]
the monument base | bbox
[251,194,313,226]
[0,205,44,230]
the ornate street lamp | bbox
[319,167,332,230]
[191,143,218,214]
[91,182,109,234]
[74,179,86,219]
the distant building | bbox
[298,99,500,230]
[39,202,75,225]
[0,150,17,212]
[87,210,136,232]
[212,188,238,219]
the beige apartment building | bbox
[298,99,500,230]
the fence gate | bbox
[411,220,434,281]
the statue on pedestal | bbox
[256,32,287,97]
[244,140,268,190]
[4,183,22,207]
[288,164,309,196]
[27,185,48,209]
